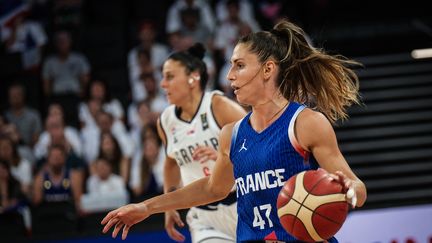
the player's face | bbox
[227,43,265,105]
[161,59,191,105]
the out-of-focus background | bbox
[0,0,431,242]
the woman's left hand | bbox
[327,170,358,208]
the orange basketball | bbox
[277,169,349,242]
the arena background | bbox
[1,0,431,242]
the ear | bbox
[263,60,277,80]
[191,71,201,82]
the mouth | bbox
[231,85,240,92]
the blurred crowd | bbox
[0,0,301,237]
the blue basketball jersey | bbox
[43,169,72,203]
[230,102,338,243]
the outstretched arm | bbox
[157,118,186,242]
[101,124,236,240]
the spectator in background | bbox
[215,0,260,32]
[78,98,102,128]
[178,7,212,48]
[166,0,215,35]
[80,158,128,213]
[0,8,47,69]
[79,80,125,128]
[127,72,168,133]
[4,83,42,147]
[46,102,80,129]
[0,137,32,197]
[214,0,258,61]
[32,145,83,212]
[34,112,82,161]
[0,121,35,166]
[167,34,217,89]
[42,30,90,98]
[0,158,31,235]
[0,159,25,213]
[167,31,194,53]
[96,132,130,183]
[214,1,254,96]
[130,125,163,200]
[127,21,169,103]
[81,111,134,168]
[128,101,155,147]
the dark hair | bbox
[137,47,151,61]
[140,124,161,146]
[85,79,112,103]
[48,144,67,156]
[238,20,361,123]
[167,43,209,90]
[98,132,122,174]
[180,7,200,21]
[8,82,25,97]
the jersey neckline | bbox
[174,92,205,124]
[245,102,293,135]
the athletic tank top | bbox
[230,102,337,242]
[160,91,223,186]
[43,169,72,203]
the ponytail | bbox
[239,20,361,123]
[281,50,361,123]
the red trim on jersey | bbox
[288,113,309,159]
[264,231,278,240]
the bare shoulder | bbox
[156,117,167,146]
[296,108,336,150]
[211,94,246,127]
[297,108,332,130]
[211,93,227,105]
[211,93,244,112]
[220,122,237,142]
[218,122,238,156]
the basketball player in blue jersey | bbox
[102,20,367,242]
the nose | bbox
[160,78,168,90]
[226,65,235,83]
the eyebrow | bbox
[230,58,244,64]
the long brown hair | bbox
[98,132,122,174]
[238,20,361,123]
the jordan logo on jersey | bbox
[239,139,248,152]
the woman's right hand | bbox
[193,146,218,163]
[165,210,185,242]
[101,203,150,240]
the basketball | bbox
[277,169,349,242]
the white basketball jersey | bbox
[160,91,223,186]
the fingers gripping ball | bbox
[277,169,349,242]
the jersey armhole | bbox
[210,90,225,129]
[288,105,309,159]
[229,118,243,163]
[158,114,169,156]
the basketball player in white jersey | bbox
[157,43,246,242]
